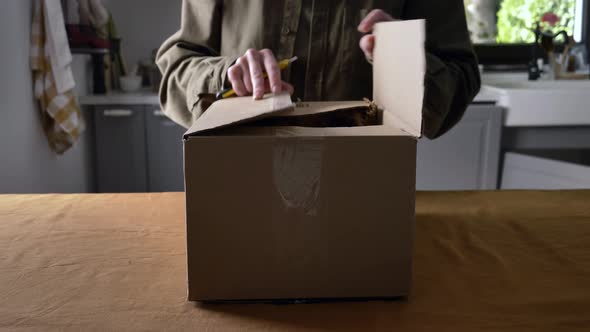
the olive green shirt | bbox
[157,0,480,138]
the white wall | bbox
[0,0,92,194]
[102,0,182,69]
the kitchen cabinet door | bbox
[501,152,590,189]
[93,106,148,192]
[145,107,186,192]
[416,105,503,190]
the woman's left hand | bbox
[358,9,396,61]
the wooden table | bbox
[1,191,589,331]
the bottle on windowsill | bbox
[528,60,540,81]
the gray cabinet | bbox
[145,107,186,192]
[500,127,590,190]
[416,105,503,190]
[93,105,185,193]
[92,103,503,193]
[94,106,148,192]
[501,152,590,190]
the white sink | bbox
[482,73,590,127]
[484,73,590,90]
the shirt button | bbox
[283,27,292,35]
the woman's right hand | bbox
[227,48,294,100]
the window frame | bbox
[474,0,589,66]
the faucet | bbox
[528,23,542,81]
[537,29,588,80]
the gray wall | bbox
[0,0,92,194]
[102,0,182,69]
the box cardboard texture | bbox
[183,20,425,302]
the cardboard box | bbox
[183,20,425,302]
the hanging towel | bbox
[44,0,75,93]
[31,0,84,154]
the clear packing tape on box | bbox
[272,139,324,217]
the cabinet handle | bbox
[103,109,133,117]
[153,110,166,117]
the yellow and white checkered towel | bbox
[31,0,84,154]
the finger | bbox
[263,79,273,93]
[358,9,394,33]
[359,34,375,60]
[227,65,248,96]
[236,56,253,93]
[260,49,282,94]
[263,80,294,96]
[281,81,294,95]
[245,48,265,99]
[264,80,294,95]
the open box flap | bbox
[185,96,377,137]
[373,20,425,138]
[184,92,294,138]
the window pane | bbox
[465,0,582,44]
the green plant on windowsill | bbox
[496,0,575,43]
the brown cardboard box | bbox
[183,20,425,302]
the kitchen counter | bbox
[77,75,590,192]
[472,85,500,103]
[79,86,502,107]
[79,90,160,106]
[79,75,590,128]
[482,72,590,127]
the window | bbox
[465,0,585,44]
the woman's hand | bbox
[227,48,294,100]
[358,9,396,61]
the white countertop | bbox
[472,85,500,103]
[79,86,501,106]
[79,90,160,106]
[79,74,590,128]
[482,72,590,127]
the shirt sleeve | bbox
[402,0,481,139]
[156,0,236,128]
